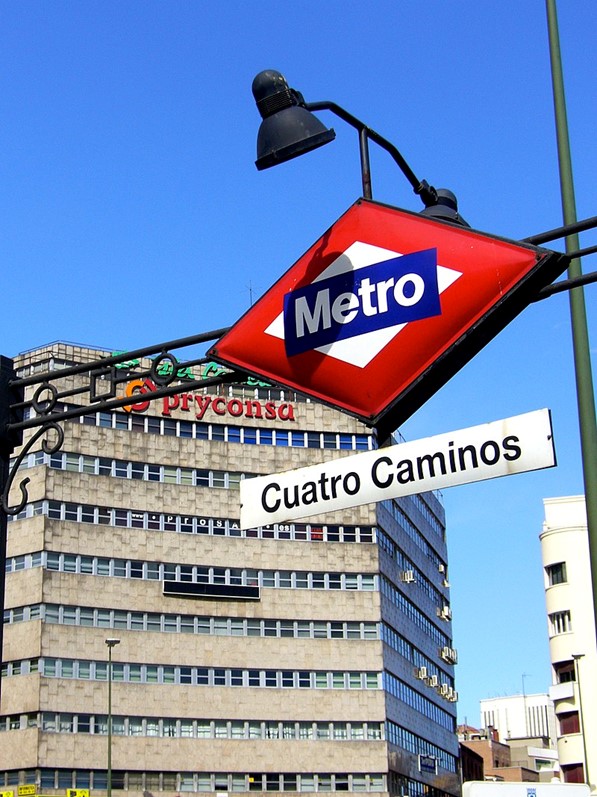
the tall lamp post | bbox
[545,0,597,656]
[571,653,589,784]
[105,638,120,797]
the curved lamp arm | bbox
[305,100,437,207]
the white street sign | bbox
[239,409,555,529]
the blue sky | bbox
[2,1,595,725]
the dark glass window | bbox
[555,660,576,683]
[547,562,567,585]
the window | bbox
[554,660,576,683]
[559,711,580,735]
[547,562,567,585]
[562,764,585,784]
[549,610,572,635]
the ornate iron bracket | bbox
[0,326,265,514]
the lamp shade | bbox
[419,189,469,227]
[252,70,335,171]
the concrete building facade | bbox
[480,693,557,749]
[0,343,459,797]
[541,496,597,789]
[480,694,559,779]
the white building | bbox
[541,496,597,789]
[480,693,557,746]
[480,693,559,777]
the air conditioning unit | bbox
[440,646,458,664]
[437,605,452,621]
[440,683,450,696]
[417,666,428,680]
[438,563,446,574]
[401,570,416,583]
[442,578,451,588]
[428,675,439,687]
[449,690,459,702]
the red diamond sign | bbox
[209,199,566,435]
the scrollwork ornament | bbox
[1,421,64,515]
[150,351,179,386]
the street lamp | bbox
[250,62,597,775]
[251,69,468,225]
[571,653,589,785]
[105,638,121,797]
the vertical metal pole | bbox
[358,128,373,200]
[0,355,20,705]
[572,654,590,783]
[105,637,120,796]
[546,0,597,656]
[0,455,8,705]
[107,644,113,797]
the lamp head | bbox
[105,638,120,648]
[252,70,335,171]
[420,188,469,227]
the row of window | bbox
[380,624,454,689]
[73,405,374,450]
[2,657,382,690]
[1,713,383,740]
[381,576,449,649]
[3,715,457,776]
[394,492,445,540]
[8,550,378,591]
[1,768,387,793]
[386,720,457,773]
[19,449,246,490]
[377,528,446,607]
[9,499,376,543]
[5,603,379,641]
[2,604,452,690]
[2,657,449,728]
[383,671,455,732]
[380,499,445,565]
[17,355,76,376]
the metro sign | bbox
[283,246,443,357]
[209,199,566,434]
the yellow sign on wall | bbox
[17,787,36,797]
[66,790,89,797]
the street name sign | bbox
[209,200,566,435]
[239,409,555,528]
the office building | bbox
[1,342,459,797]
[479,695,559,780]
[541,496,596,787]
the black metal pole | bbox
[0,356,21,702]
[546,0,597,667]
[0,453,8,703]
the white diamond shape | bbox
[265,241,462,368]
